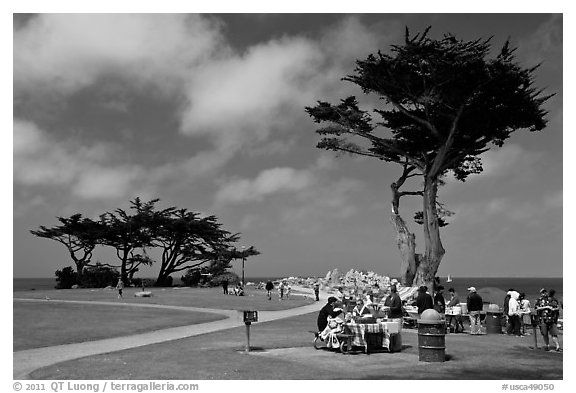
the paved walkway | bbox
[13,286,328,379]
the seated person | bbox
[352,298,372,317]
[317,296,340,332]
[319,307,345,340]
[234,284,244,296]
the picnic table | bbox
[344,320,402,353]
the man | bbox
[503,289,514,335]
[384,285,403,319]
[446,288,460,307]
[265,281,274,300]
[313,282,320,301]
[317,296,340,332]
[467,286,483,335]
[508,291,522,336]
[446,288,463,333]
[222,279,229,295]
[535,288,561,351]
[416,286,434,315]
[434,285,446,315]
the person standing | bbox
[278,281,285,300]
[222,279,229,295]
[446,288,460,307]
[434,285,446,315]
[313,282,320,301]
[503,289,514,335]
[416,286,434,315]
[467,286,483,335]
[265,281,274,300]
[519,292,531,335]
[384,284,403,319]
[536,288,561,351]
[508,291,522,336]
[116,278,124,299]
[317,296,339,332]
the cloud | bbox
[14,14,226,94]
[14,15,394,178]
[14,119,152,200]
[279,178,362,234]
[451,191,562,225]
[444,144,543,186]
[519,14,562,68]
[215,167,315,205]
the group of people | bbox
[316,284,404,334]
[263,280,293,300]
[504,287,561,351]
[502,289,531,337]
[221,279,244,296]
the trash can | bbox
[418,309,446,362]
[485,311,503,334]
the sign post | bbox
[530,313,539,349]
[242,310,258,353]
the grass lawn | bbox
[13,286,313,311]
[30,312,563,380]
[13,301,225,351]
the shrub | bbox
[131,277,156,288]
[181,269,202,287]
[154,275,173,287]
[55,266,78,289]
[210,272,240,287]
[81,263,120,288]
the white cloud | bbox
[279,178,362,234]
[215,167,315,205]
[14,14,226,94]
[14,119,151,200]
[451,191,562,225]
[14,15,393,178]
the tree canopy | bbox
[306,27,551,288]
[31,198,258,286]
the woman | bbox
[519,292,531,335]
[352,298,372,317]
[508,291,522,336]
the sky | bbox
[12,12,563,279]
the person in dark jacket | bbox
[222,279,229,295]
[317,296,340,332]
[265,281,274,300]
[434,285,446,314]
[467,286,484,335]
[503,288,514,335]
[416,286,434,315]
[384,285,403,319]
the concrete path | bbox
[13,286,328,379]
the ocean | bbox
[13,276,562,302]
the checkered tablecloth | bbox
[345,323,391,351]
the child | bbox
[116,279,124,299]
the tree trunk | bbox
[389,182,418,286]
[390,213,418,286]
[413,178,445,291]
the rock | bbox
[71,285,79,289]
[134,291,153,297]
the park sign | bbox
[243,310,258,323]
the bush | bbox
[81,264,120,288]
[154,275,173,287]
[131,277,156,288]
[55,266,77,289]
[181,269,202,287]
[210,272,240,287]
